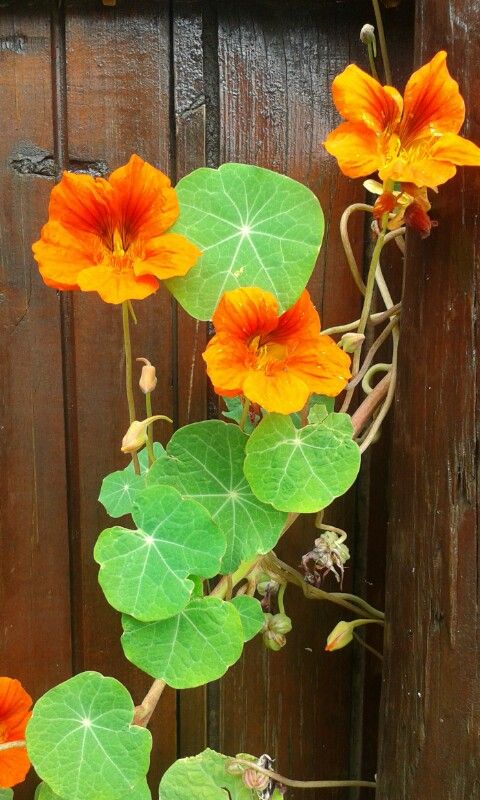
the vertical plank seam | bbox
[50,0,84,675]
[169,0,180,435]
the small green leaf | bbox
[121,597,244,689]
[221,397,257,434]
[159,748,253,800]
[244,412,361,513]
[95,486,225,622]
[99,443,166,518]
[99,470,145,519]
[0,790,13,800]
[167,163,324,320]
[307,403,329,425]
[26,672,151,800]
[147,421,287,574]
[230,596,265,641]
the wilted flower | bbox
[302,530,350,587]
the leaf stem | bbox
[371,0,392,84]
[231,758,376,790]
[352,631,383,661]
[322,302,401,337]
[133,679,167,727]
[277,583,286,615]
[145,391,155,467]
[121,301,140,475]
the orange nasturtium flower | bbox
[33,154,201,304]
[202,287,351,415]
[0,678,32,788]
[324,51,480,189]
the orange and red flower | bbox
[202,287,351,415]
[33,154,201,304]
[324,51,480,189]
[0,678,32,788]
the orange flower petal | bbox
[429,132,480,166]
[202,336,250,397]
[212,287,279,339]
[331,63,403,133]
[324,121,386,179]
[379,156,457,188]
[0,678,32,788]
[275,289,321,342]
[0,745,31,788]
[134,232,201,280]
[33,220,97,290]
[48,171,114,241]
[243,369,311,415]
[109,154,179,244]
[77,263,159,304]
[288,336,352,397]
[400,51,465,144]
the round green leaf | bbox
[147,420,287,574]
[229,596,265,642]
[159,748,254,800]
[167,163,324,320]
[121,597,244,689]
[26,672,151,800]
[244,412,361,512]
[95,486,225,622]
[99,469,145,519]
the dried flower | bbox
[302,530,350,587]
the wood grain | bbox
[376,1,480,797]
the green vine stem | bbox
[359,325,399,453]
[231,757,376,790]
[145,390,155,466]
[340,224,388,413]
[121,301,140,475]
[347,316,398,390]
[371,0,392,84]
[339,203,373,294]
[321,302,401,337]
[277,583,286,615]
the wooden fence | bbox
[1,1,478,798]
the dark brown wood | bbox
[0,6,73,800]
[376,1,480,797]
[62,0,177,786]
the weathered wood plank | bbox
[215,2,370,793]
[0,5,72,799]
[172,0,208,759]
[377,0,480,797]
[62,0,177,786]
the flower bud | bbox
[137,357,157,394]
[325,620,355,652]
[262,613,292,651]
[360,24,376,53]
[121,415,172,453]
[268,613,292,635]
[340,332,365,354]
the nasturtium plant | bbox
[26,672,152,800]
[121,597,245,689]
[147,420,287,573]
[244,411,361,512]
[95,485,225,622]
[159,748,283,800]
[166,163,324,320]
[229,596,265,642]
